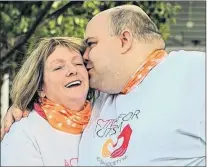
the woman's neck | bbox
[63,99,86,111]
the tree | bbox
[0,1,181,97]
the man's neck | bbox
[119,43,165,93]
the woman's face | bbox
[42,46,89,107]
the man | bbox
[1,5,205,166]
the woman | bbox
[1,37,94,166]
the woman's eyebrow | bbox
[50,59,64,65]
[72,55,83,62]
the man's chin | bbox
[89,81,106,93]
[89,75,99,85]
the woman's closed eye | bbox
[53,66,64,71]
[74,62,84,66]
[76,63,84,66]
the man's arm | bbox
[1,105,29,140]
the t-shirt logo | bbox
[64,158,78,167]
[101,124,132,158]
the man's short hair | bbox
[109,5,163,42]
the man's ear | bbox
[120,29,133,54]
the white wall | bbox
[1,74,9,123]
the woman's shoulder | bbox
[1,111,41,144]
[1,111,44,166]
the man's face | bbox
[83,14,123,93]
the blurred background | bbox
[0,1,206,121]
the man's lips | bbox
[87,68,93,74]
[86,63,93,71]
[86,67,93,72]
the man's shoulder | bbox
[168,50,205,56]
[167,50,205,66]
[153,49,205,77]
[128,49,205,98]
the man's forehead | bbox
[85,21,97,35]
[85,12,110,36]
[84,23,99,42]
[84,23,93,39]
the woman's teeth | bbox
[65,80,81,88]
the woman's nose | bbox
[65,65,77,77]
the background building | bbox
[166,1,206,51]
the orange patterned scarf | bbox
[121,49,168,94]
[34,98,91,134]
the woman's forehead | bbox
[46,46,83,62]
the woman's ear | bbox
[119,29,133,54]
[37,89,46,98]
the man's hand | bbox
[1,105,29,140]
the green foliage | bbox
[0,1,181,92]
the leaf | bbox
[57,15,63,25]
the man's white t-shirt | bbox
[78,50,205,166]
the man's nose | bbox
[65,65,77,77]
[83,48,90,64]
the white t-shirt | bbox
[1,110,81,166]
[78,50,205,166]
